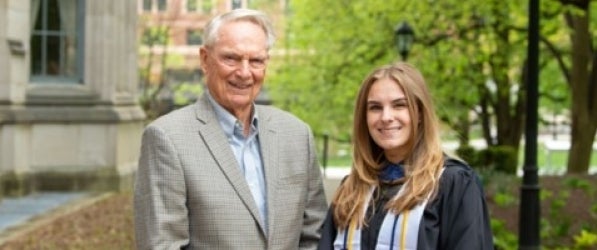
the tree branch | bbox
[540,36,571,84]
[417,17,485,46]
[557,0,590,9]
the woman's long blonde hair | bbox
[332,62,445,229]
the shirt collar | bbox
[206,91,258,137]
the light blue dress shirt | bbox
[207,93,268,231]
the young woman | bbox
[318,63,494,250]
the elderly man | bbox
[134,8,328,250]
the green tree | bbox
[410,1,530,156]
[270,0,411,140]
[273,0,530,153]
[272,0,594,173]
[138,10,185,120]
[543,0,596,174]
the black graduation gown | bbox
[317,158,494,250]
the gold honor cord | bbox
[347,220,357,250]
[344,210,411,250]
[399,210,410,250]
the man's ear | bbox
[199,47,209,72]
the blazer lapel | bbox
[256,106,279,240]
[194,95,266,234]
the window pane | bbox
[46,35,61,75]
[143,0,152,11]
[232,0,241,9]
[47,0,61,31]
[33,0,43,30]
[30,35,43,75]
[187,0,197,11]
[157,0,167,11]
[30,0,80,81]
[187,30,202,45]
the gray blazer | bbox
[134,93,328,249]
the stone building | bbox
[0,0,145,198]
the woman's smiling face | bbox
[366,77,412,163]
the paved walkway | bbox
[0,192,88,232]
[0,192,92,245]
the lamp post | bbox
[519,0,541,249]
[394,21,415,61]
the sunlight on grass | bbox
[529,143,597,174]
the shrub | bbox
[478,146,518,174]
[573,230,597,249]
[456,145,482,168]
[491,218,517,249]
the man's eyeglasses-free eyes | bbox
[216,54,268,70]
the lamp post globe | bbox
[394,21,414,61]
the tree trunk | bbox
[457,112,470,147]
[568,114,596,173]
[489,1,524,158]
[565,5,597,174]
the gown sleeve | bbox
[317,206,338,250]
[419,160,494,250]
